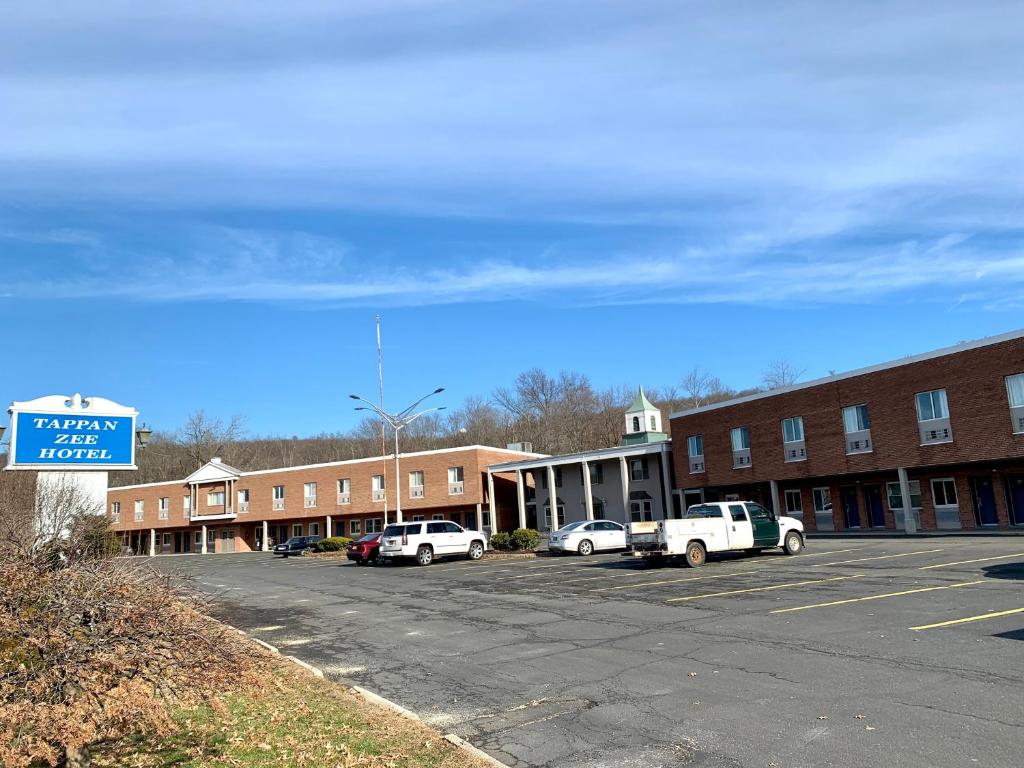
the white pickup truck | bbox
[635,501,805,567]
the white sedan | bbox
[548,520,627,556]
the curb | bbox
[807,531,1024,539]
[443,733,512,768]
[350,685,420,720]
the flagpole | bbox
[376,315,388,527]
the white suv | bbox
[379,521,488,566]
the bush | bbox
[510,528,541,551]
[489,531,512,551]
[314,536,352,553]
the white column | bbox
[516,470,527,529]
[486,471,497,532]
[619,456,630,516]
[262,520,269,552]
[546,465,558,530]
[769,479,781,518]
[326,515,332,538]
[660,449,674,519]
[476,502,484,532]
[149,529,156,557]
[582,460,594,520]
[898,467,918,534]
[201,524,208,554]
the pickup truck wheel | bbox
[577,539,594,556]
[416,545,433,566]
[467,540,485,560]
[783,531,804,555]
[685,541,706,568]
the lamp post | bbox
[350,388,445,524]
[135,423,152,449]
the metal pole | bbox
[377,315,388,526]
[394,425,402,523]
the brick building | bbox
[669,330,1024,533]
[107,445,540,555]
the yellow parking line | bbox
[812,549,944,567]
[918,552,1024,570]
[666,575,861,603]
[496,568,581,581]
[591,569,763,592]
[771,579,984,614]
[911,607,1024,630]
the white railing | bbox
[304,497,317,508]
[336,492,351,505]
[410,486,424,499]
[372,490,386,502]
[448,482,464,495]
[273,499,285,511]
[689,457,705,474]
[845,429,872,455]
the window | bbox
[747,503,771,520]
[842,405,870,433]
[194,530,202,546]
[431,513,444,520]
[184,495,191,512]
[304,482,317,499]
[632,416,641,431]
[111,501,120,523]
[292,524,303,538]
[207,529,215,545]
[372,475,385,491]
[309,522,320,537]
[630,458,649,481]
[207,491,224,506]
[409,471,424,498]
[555,467,562,487]
[412,515,424,522]
[687,435,705,473]
[730,427,750,451]
[916,389,949,422]
[728,504,747,522]
[337,478,351,503]
[585,463,603,485]
[650,415,657,430]
[931,478,958,507]
[782,417,804,443]
[684,505,723,519]
[427,522,446,534]
[444,522,463,533]
[366,518,382,534]
[784,489,802,515]
[1008,374,1024,407]
[159,497,169,519]
[238,488,249,504]
[630,499,653,522]
[448,467,464,494]
[812,488,831,513]
[273,485,285,500]
[350,519,362,536]
[886,481,922,510]
[134,500,144,521]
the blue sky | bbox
[2,1,1023,436]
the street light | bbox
[350,388,445,524]
[135,423,153,448]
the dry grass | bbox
[92,659,491,768]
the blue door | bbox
[971,478,999,526]
[864,485,885,528]
[1005,476,1024,526]
[841,487,861,529]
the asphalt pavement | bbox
[152,537,1024,768]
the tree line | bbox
[107,361,804,487]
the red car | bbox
[346,533,382,565]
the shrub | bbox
[489,531,512,551]
[314,536,352,553]
[510,528,541,551]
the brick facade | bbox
[670,333,1024,532]
[108,445,534,554]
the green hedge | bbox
[490,528,540,552]
[314,536,352,552]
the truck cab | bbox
[645,501,804,567]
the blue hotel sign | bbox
[6,394,138,471]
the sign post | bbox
[5,394,140,546]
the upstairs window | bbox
[687,435,705,474]
[304,482,317,499]
[158,497,169,519]
[371,475,385,491]
[134,500,144,521]
[1006,374,1024,434]
[632,416,641,431]
[842,405,870,433]
[916,389,948,422]
[589,463,603,485]
[782,417,804,443]
[207,491,224,506]
[630,458,650,481]
[111,501,121,523]
[730,427,750,451]
[272,485,285,500]
[338,478,350,494]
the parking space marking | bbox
[811,549,944,567]
[910,607,1024,630]
[591,569,763,592]
[495,568,584,581]
[770,579,984,614]
[665,575,862,603]
[918,552,1024,570]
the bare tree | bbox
[177,410,246,471]
[679,366,730,409]
[762,359,805,390]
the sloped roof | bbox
[626,386,658,414]
[185,458,245,484]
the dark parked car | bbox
[273,535,322,557]
[346,533,382,565]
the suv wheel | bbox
[416,545,434,566]
[467,541,485,560]
[577,539,594,557]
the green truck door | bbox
[746,503,780,547]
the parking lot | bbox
[156,537,1024,768]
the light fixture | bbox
[135,423,153,448]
